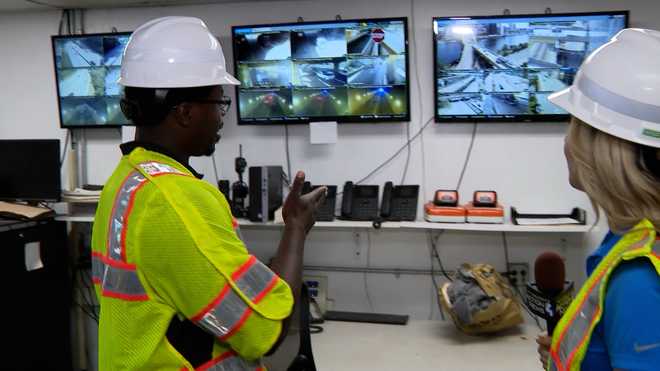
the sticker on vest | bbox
[139,162,185,176]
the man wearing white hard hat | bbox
[536,28,660,371]
[90,17,326,370]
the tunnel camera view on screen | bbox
[433,12,627,121]
[233,18,409,124]
[52,33,131,127]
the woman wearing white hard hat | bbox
[90,16,326,370]
[537,28,660,371]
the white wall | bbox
[1,0,657,323]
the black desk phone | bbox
[380,182,419,221]
[340,181,379,221]
[302,182,337,222]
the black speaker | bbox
[248,166,284,222]
[217,180,230,200]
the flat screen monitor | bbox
[52,32,132,128]
[0,140,61,202]
[232,17,410,124]
[433,11,628,122]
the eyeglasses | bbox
[192,96,232,115]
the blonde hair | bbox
[566,117,660,232]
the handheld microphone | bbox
[526,252,574,335]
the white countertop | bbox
[310,320,541,371]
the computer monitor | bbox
[0,140,61,202]
[232,17,410,124]
[51,32,132,128]
[433,11,628,122]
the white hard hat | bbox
[119,16,240,88]
[549,28,660,148]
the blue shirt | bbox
[581,231,660,371]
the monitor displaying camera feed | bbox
[52,32,132,128]
[433,11,627,122]
[232,17,410,124]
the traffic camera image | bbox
[291,27,347,59]
[348,86,407,116]
[347,55,406,86]
[293,59,347,88]
[234,31,292,62]
[434,13,626,119]
[293,88,349,117]
[238,60,292,88]
[239,89,294,118]
[347,22,406,56]
[60,97,107,126]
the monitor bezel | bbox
[432,10,629,123]
[231,17,411,125]
[51,31,133,129]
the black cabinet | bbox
[2,220,72,370]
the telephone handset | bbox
[340,181,379,221]
[303,182,337,222]
[380,182,420,221]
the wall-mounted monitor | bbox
[232,17,410,124]
[433,11,628,122]
[52,32,132,128]
[0,140,61,202]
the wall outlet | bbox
[303,275,328,314]
[507,262,529,293]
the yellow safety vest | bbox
[548,219,659,371]
[91,147,293,371]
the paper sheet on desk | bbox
[515,218,581,226]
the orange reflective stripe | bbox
[566,307,601,369]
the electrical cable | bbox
[400,119,412,185]
[428,234,446,321]
[58,9,65,35]
[455,122,478,190]
[428,230,453,282]
[501,232,543,330]
[364,232,375,312]
[60,129,70,167]
[410,0,428,200]
[284,123,292,183]
[211,155,220,186]
[502,231,511,269]
[354,116,434,185]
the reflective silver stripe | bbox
[107,171,147,260]
[92,254,148,299]
[235,259,277,302]
[552,232,654,369]
[198,287,248,337]
[578,75,660,123]
[139,161,185,176]
[92,255,104,282]
[197,257,277,339]
[101,263,148,299]
[204,353,263,371]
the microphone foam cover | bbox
[535,251,565,293]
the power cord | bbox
[501,232,543,330]
[364,231,375,312]
[428,231,447,321]
[455,122,478,190]
[284,123,293,183]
